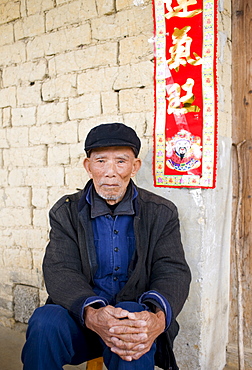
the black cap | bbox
[84,123,141,157]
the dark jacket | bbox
[43,180,191,369]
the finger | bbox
[126,312,136,320]
[126,311,151,321]
[111,337,137,350]
[111,333,147,345]
[120,355,133,362]
[109,319,147,332]
[131,350,147,360]
[109,326,147,336]
[105,306,130,319]
[111,344,146,357]
[125,345,152,360]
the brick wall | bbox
[0,0,154,326]
[0,1,234,368]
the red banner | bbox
[153,0,218,188]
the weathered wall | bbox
[0,0,232,369]
[138,1,232,368]
[0,0,154,325]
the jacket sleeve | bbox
[149,204,191,319]
[42,197,96,325]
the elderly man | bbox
[22,123,191,370]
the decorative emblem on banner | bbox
[153,0,218,188]
[166,129,202,171]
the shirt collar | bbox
[86,181,138,218]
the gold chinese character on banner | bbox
[168,26,202,71]
[167,78,200,115]
[164,0,202,19]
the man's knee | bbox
[115,301,148,313]
[28,304,72,336]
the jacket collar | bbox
[78,179,138,217]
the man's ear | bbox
[83,158,93,178]
[131,158,142,177]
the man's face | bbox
[83,146,141,205]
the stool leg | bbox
[86,357,103,370]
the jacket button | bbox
[114,247,119,252]
[113,276,118,281]
[114,230,119,234]
[115,266,120,271]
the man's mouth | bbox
[101,184,120,188]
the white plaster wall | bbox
[136,0,232,366]
[136,134,232,369]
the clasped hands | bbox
[84,305,165,361]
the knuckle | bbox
[124,342,131,350]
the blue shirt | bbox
[92,213,135,304]
[82,183,172,330]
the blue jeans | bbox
[21,302,156,370]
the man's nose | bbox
[104,161,117,176]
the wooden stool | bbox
[86,357,103,370]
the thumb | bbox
[106,306,130,319]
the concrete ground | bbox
[0,325,235,370]
[0,325,86,370]
[0,325,25,370]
